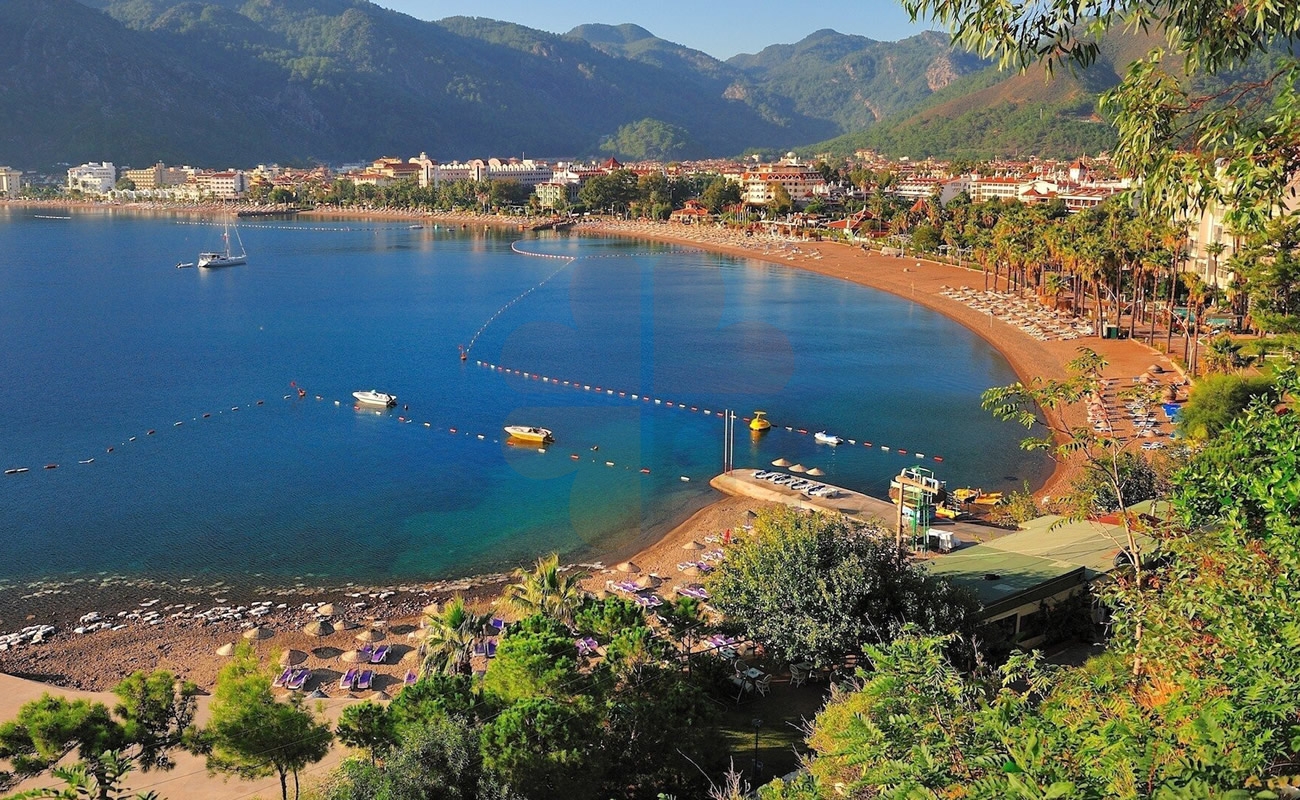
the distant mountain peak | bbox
[565,22,656,45]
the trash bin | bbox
[1104,324,1119,339]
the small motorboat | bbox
[814,431,843,446]
[505,426,553,443]
[353,390,397,407]
[749,411,772,432]
[175,261,194,269]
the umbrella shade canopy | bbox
[316,603,335,617]
[616,561,640,574]
[682,565,703,577]
[771,458,791,467]
[355,629,382,643]
[1149,363,1164,373]
[340,650,360,663]
[634,575,659,590]
[306,689,329,699]
[337,619,360,631]
[807,467,825,476]
[215,642,236,657]
[681,540,705,551]
[243,626,273,640]
[789,464,806,473]
[422,603,441,616]
[407,628,430,641]
[279,649,308,666]
[372,690,392,702]
[302,620,334,637]
[745,509,758,519]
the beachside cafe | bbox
[926,507,1160,648]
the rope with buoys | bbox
[462,243,578,359]
[473,359,948,464]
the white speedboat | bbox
[814,431,843,446]
[504,425,553,443]
[198,222,247,268]
[353,390,397,407]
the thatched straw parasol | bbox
[771,458,791,467]
[681,540,705,551]
[616,561,640,574]
[422,602,441,617]
[682,565,703,577]
[337,619,359,631]
[316,603,335,617]
[355,629,382,643]
[301,620,334,638]
[634,574,660,590]
[243,626,273,640]
[306,689,329,699]
[340,650,360,663]
[407,627,430,640]
[372,690,392,702]
[789,464,806,473]
[278,649,307,666]
[215,642,236,657]
[807,467,825,476]
[1149,363,1164,374]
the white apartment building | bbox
[414,156,555,188]
[195,170,248,199]
[1183,172,1300,286]
[740,155,826,207]
[0,166,21,196]
[67,162,116,195]
[892,176,972,206]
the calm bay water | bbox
[0,209,1049,586]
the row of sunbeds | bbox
[753,471,839,497]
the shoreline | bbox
[0,203,1179,695]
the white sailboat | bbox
[198,222,247,268]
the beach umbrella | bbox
[215,642,236,657]
[616,561,640,574]
[355,629,382,643]
[1149,363,1164,374]
[400,649,420,664]
[789,464,806,473]
[682,565,703,577]
[372,690,392,702]
[311,646,341,660]
[422,602,441,616]
[595,589,611,600]
[279,649,308,666]
[306,689,329,699]
[745,509,757,519]
[243,626,273,640]
[771,458,791,467]
[340,650,360,663]
[681,540,705,551]
[316,603,335,617]
[407,627,430,641]
[337,619,359,631]
[807,468,825,476]
[634,574,659,590]
[302,620,334,638]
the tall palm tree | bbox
[420,596,490,676]
[504,553,589,627]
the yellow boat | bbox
[749,411,771,432]
[504,426,553,443]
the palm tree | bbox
[504,552,589,627]
[420,596,490,676]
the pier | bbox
[710,469,1005,547]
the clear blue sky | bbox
[374,0,937,60]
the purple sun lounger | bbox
[339,668,358,691]
[356,669,374,691]
[286,667,310,691]
[370,645,390,664]
[273,667,292,688]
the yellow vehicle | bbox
[749,411,772,432]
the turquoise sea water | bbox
[0,209,1049,586]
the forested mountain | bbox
[1,0,999,169]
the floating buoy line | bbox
[4,382,682,481]
[473,359,947,465]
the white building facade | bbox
[67,162,116,195]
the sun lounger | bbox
[286,667,310,691]
[339,668,358,691]
[273,667,292,688]
[404,669,418,685]
[358,644,374,660]
[490,617,505,632]
[370,644,390,664]
[486,640,497,658]
[356,670,374,691]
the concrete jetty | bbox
[710,469,1005,547]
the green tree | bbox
[335,702,396,766]
[700,177,740,214]
[0,696,125,798]
[201,644,333,800]
[114,178,135,192]
[421,596,491,677]
[578,170,638,215]
[481,615,582,705]
[7,749,157,800]
[767,182,793,215]
[706,507,979,668]
[503,553,587,626]
[479,698,601,800]
[599,118,691,161]
[111,671,197,772]
[1177,373,1276,441]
